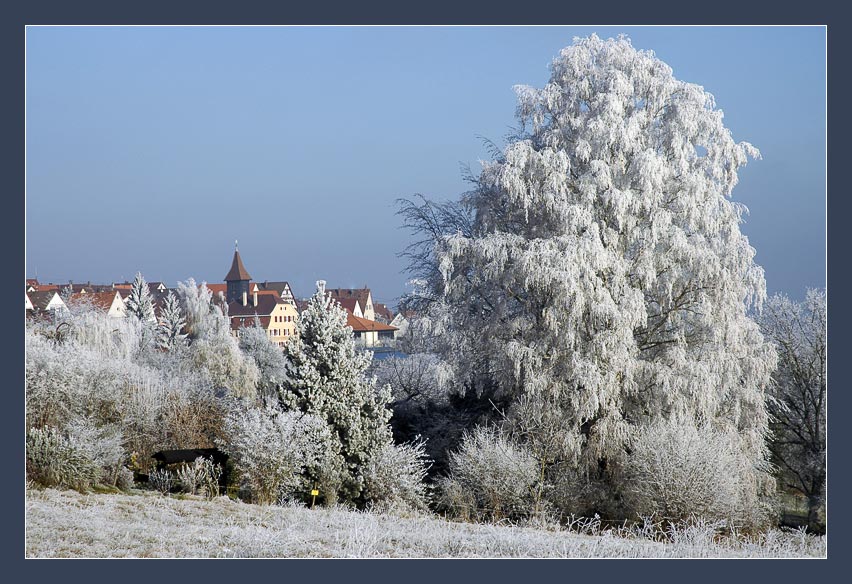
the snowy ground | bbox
[25,488,825,558]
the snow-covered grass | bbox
[25,488,825,558]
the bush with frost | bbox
[362,438,432,512]
[219,405,332,504]
[26,426,100,490]
[620,418,774,530]
[436,425,539,522]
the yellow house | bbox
[229,287,299,347]
[221,245,299,347]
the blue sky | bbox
[25,26,826,306]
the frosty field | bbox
[25,488,825,559]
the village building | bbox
[326,288,376,321]
[346,312,397,347]
[255,281,297,305]
[26,291,68,319]
[373,302,394,324]
[296,286,399,346]
[390,312,410,338]
[221,245,299,347]
[68,291,127,318]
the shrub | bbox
[436,425,539,522]
[619,418,773,530]
[362,438,432,512]
[26,426,100,490]
[115,466,135,491]
[176,461,204,495]
[66,417,126,486]
[219,406,331,505]
[149,468,174,494]
[176,456,223,498]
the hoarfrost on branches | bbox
[176,278,259,399]
[279,280,393,505]
[157,291,187,351]
[758,289,826,533]
[126,272,156,324]
[400,34,776,518]
[219,406,329,504]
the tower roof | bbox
[225,248,252,282]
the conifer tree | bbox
[126,272,156,323]
[156,291,187,351]
[280,280,392,504]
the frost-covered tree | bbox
[279,280,392,505]
[176,278,217,341]
[176,278,258,399]
[157,291,187,351]
[126,272,156,323]
[400,35,776,514]
[758,289,826,533]
[239,320,290,405]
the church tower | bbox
[225,241,252,305]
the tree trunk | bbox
[807,479,825,535]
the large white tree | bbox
[402,35,776,517]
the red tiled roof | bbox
[346,313,397,333]
[69,291,121,311]
[205,283,228,297]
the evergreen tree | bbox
[280,280,392,505]
[156,291,187,351]
[126,272,156,323]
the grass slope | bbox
[26,488,825,558]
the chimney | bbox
[242,291,247,307]
[253,289,258,307]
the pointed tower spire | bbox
[225,247,252,282]
[225,243,252,304]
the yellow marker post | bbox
[310,487,319,508]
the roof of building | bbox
[335,297,362,315]
[35,284,60,292]
[205,283,228,298]
[346,313,397,333]
[327,287,371,308]
[226,292,284,318]
[373,302,394,322]
[225,249,252,282]
[69,291,122,311]
[27,291,63,311]
[256,281,294,296]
